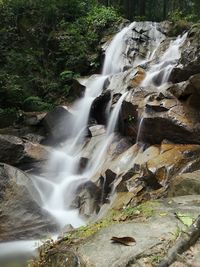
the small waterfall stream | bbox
[0,21,188,261]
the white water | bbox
[0,22,188,261]
[142,32,188,87]
[30,23,138,229]
[103,22,136,75]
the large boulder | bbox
[168,170,200,197]
[90,90,111,125]
[0,134,51,167]
[0,163,57,242]
[123,88,200,145]
[42,106,72,143]
[71,181,101,218]
[167,74,200,110]
[169,25,200,83]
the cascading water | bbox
[141,32,188,87]
[31,22,139,230]
[0,21,188,262]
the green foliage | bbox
[23,96,53,112]
[0,108,18,127]
[0,0,121,112]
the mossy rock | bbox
[168,20,191,37]
[23,97,53,112]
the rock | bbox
[42,106,72,143]
[129,67,145,87]
[90,91,111,125]
[75,196,200,267]
[69,79,86,99]
[168,170,200,197]
[40,248,84,267]
[169,26,200,83]
[22,112,47,126]
[0,163,57,241]
[100,142,200,206]
[0,134,51,168]
[125,89,200,145]
[77,157,89,174]
[119,101,138,138]
[167,76,200,110]
[71,181,101,218]
[0,134,24,165]
[88,125,106,137]
[170,61,200,84]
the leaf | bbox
[175,212,194,227]
[111,236,136,246]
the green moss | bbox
[121,201,158,219]
[63,210,118,243]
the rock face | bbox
[0,163,57,242]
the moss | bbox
[63,211,118,243]
[121,200,158,220]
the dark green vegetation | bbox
[1,0,200,115]
[0,0,121,112]
[99,0,200,22]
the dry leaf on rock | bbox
[111,236,136,246]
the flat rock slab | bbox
[77,195,200,267]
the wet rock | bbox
[70,79,86,99]
[168,170,200,197]
[0,163,57,242]
[128,67,145,87]
[90,91,111,125]
[119,101,138,138]
[88,125,106,137]
[42,106,72,143]
[72,181,101,218]
[77,157,89,174]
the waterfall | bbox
[141,32,188,87]
[30,22,187,229]
[102,22,136,75]
[0,22,189,260]
[31,23,137,229]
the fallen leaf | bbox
[111,236,136,246]
[175,212,193,227]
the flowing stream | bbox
[0,22,188,262]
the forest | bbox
[99,0,200,21]
[0,0,199,120]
